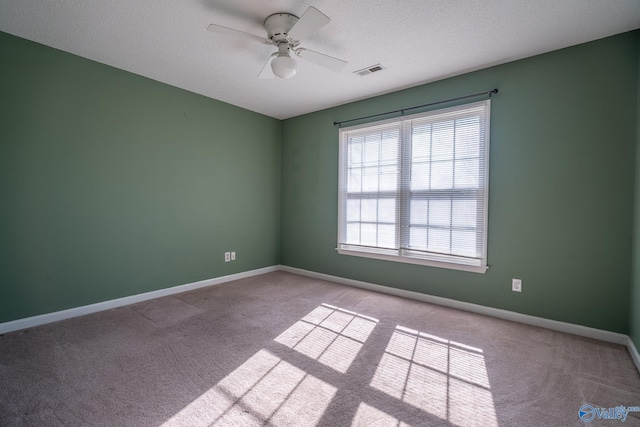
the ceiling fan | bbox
[207,6,348,79]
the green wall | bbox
[0,31,281,323]
[2,29,639,336]
[281,31,639,333]
[631,37,640,346]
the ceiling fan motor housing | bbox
[264,13,299,43]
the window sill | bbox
[336,247,488,274]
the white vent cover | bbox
[354,64,386,77]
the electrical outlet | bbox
[231,251,236,261]
[512,278,522,292]
[224,252,230,262]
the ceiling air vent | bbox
[354,64,386,77]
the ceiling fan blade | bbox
[287,6,330,41]
[296,49,347,73]
[258,54,277,79]
[207,24,273,45]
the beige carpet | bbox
[1,271,639,426]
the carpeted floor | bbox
[1,271,639,426]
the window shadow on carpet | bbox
[161,303,498,426]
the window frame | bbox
[336,100,491,274]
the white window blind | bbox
[337,100,490,273]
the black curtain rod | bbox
[333,88,499,127]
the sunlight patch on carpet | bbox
[162,349,336,426]
[370,325,498,427]
[274,303,378,373]
[351,402,412,427]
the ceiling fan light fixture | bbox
[208,6,347,80]
[271,53,297,78]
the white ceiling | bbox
[1,1,639,120]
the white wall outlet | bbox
[231,251,236,261]
[224,252,230,262]
[512,278,522,292]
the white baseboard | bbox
[4,263,637,374]
[0,265,279,335]
[628,337,640,373]
[279,265,629,346]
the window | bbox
[337,100,490,273]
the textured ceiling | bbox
[1,0,639,119]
